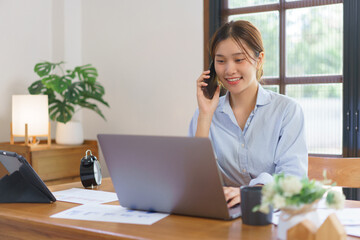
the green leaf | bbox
[41,75,59,89]
[52,75,72,94]
[78,100,106,120]
[326,191,335,204]
[74,64,98,84]
[67,69,76,79]
[49,100,74,123]
[27,81,57,108]
[45,89,56,103]
[28,80,46,94]
[252,205,260,212]
[81,81,105,96]
[64,82,82,104]
[41,74,71,94]
[80,92,109,107]
[34,62,56,77]
[27,81,57,104]
[79,81,109,107]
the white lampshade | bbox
[12,95,49,136]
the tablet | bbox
[0,150,56,203]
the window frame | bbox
[220,0,343,94]
[203,0,344,157]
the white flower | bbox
[326,190,345,210]
[273,194,286,209]
[259,202,270,214]
[280,175,302,197]
[314,180,324,189]
[262,181,275,200]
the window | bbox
[209,0,343,155]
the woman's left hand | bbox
[223,187,241,208]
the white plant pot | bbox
[277,208,321,240]
[55,121,84,145]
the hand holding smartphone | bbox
[201,61,218,99]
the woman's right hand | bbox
[195,70,220,138]
[196,70,220,116]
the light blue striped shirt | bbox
[188,84,308,186]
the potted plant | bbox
[253,173,345,240]
[28,61,109,144]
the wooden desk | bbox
[0,179,359,240]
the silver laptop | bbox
[97,134,241,220]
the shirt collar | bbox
[256,84,272,107]
[219,91,231,114]
[219,84,271,114]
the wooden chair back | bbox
[308,156,360,188]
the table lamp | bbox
[11,95,51,146]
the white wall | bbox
[0,0,53,140]
[0,0,203,177]
[81,0,202,138]
[81,0,203,176]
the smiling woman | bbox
[189,20,308,208]
[220,1,344,156]
[213,38,264,102]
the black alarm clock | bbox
[80,150,102,188]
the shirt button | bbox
[242,168,246,173]
[241,144,245,148]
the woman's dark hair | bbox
[209,20,265,80]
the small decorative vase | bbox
[277,203,321,240]
[55,121,84,145]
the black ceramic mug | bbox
[240,186,272,225]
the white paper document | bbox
[51,204,169,225]
[53,188,118,204]
[346,225,360,238]
[317,208,360,226]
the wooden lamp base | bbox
[10,122,51,146]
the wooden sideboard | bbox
[0,140,98,185]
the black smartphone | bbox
[202,61,218,99]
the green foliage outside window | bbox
[228,4,342,100]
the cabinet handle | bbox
[347,111,350,131]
